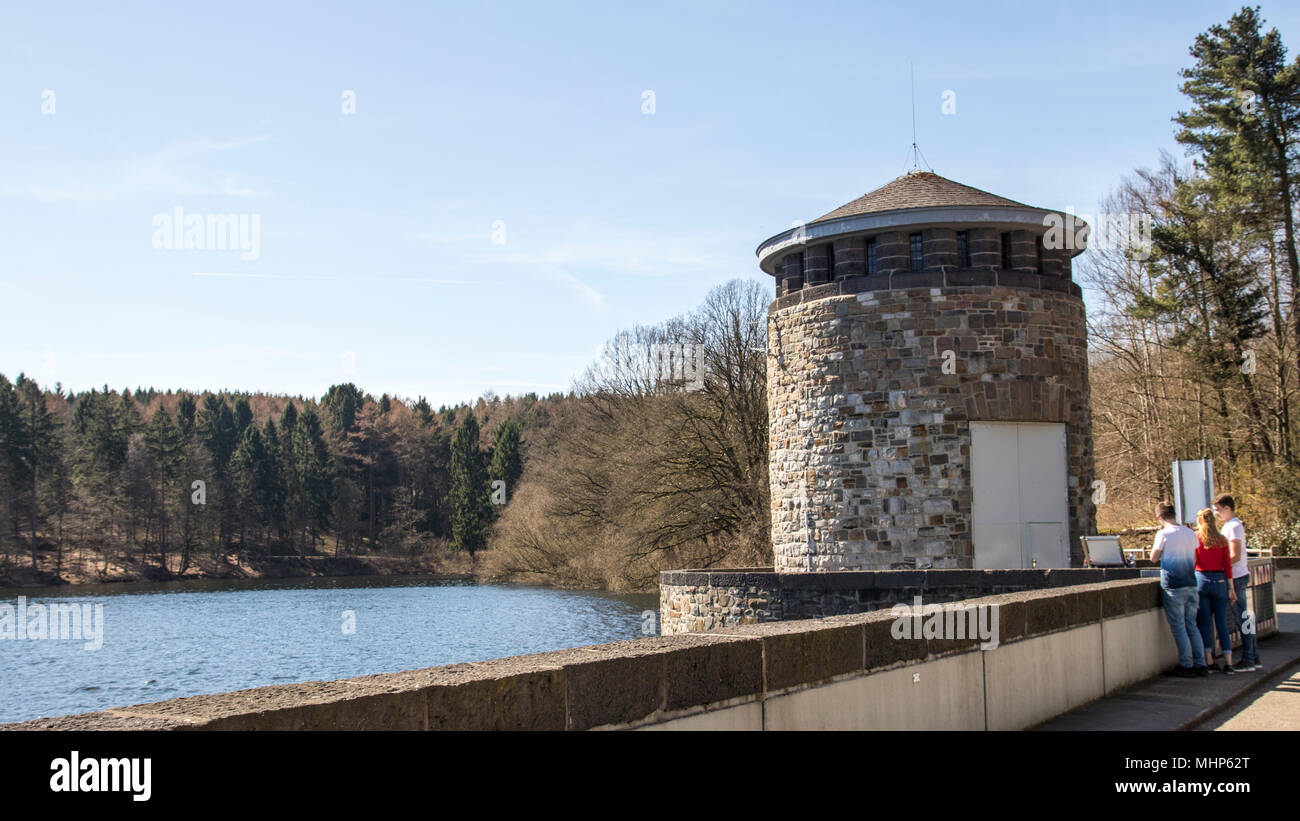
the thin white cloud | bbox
[469,380,568,389]
[4,184,113,203]
[193,272,482,284]
[534,264,608,311]
[428,245,612,309]
[414,229,488,245]
[154,134,274,160]
[485,240,725,276]
[2,133,275,203]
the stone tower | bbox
[758,171,1095,572]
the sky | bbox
[2,0,1297,407]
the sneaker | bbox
[1173,667,1198,678]
[1221,663,1237,675]
[1232,661,1256,673]
[1195,666,1209,677]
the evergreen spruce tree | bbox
[0,375,24,567]
[15,377,55,568]
[279,403,301,547]
[1137,172,1273,462]
[116,388,141,450]
[231,426,267,548]
[488,418,523,509]
[144,407,182,567]
[448,413,490,553]
[413,397,434,427]
[176,394,197,438]
[196,395,238,552]
[292,407,332,551]
[43,421,73,577]
[233,397,253,437]
[321,383,363,434]
[260,417,286,544]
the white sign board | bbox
[1080,536,1125,566]
[1172,459,1214,526]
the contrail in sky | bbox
[193,272,481,284]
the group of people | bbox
[1151,494,1262,677]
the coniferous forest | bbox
[0,372,536,585]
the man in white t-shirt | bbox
[1213,494,1260,671]
[1150,503,1206,676]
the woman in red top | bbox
[1195,508,1236,671]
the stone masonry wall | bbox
[659,568,1142,635]
[767,284,1095,572]
[659,569,782,633]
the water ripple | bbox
[2,577,655,724]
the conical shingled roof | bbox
[810,170,1037,224]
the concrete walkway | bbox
[1034,604,1300,731]
[1201,660,1300,730]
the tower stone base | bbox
[767,282,1096,571]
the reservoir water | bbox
[0,575,658,724]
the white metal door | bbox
[971,422,1068,568]
[971,423,1022,569]
[1017,423,1068,568]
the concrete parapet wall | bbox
[8,577,1267,732]
[659,567,1141,634]
[1276,557,1300,603]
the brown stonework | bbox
[766,284,1096,572]
[754,173,1094,577]
[833,236,866,279]
[779,252,803,295]
[922,228,957,271]
[1009,229,1036,272]
[969,227,1001,270]
[804,243,832,285]
[875,231,908,274]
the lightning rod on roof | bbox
[906,62,934,175]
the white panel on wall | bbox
[972,422,1021,569]
[1018,423,1068,568]
[972,422,1067,568]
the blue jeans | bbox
[1196,571,1231,656]
[1231,575,1259,664]
[1162,585,1205,668]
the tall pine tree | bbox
[449,413,490,553]
[488,418,523,509]
[1175,5,1300,435]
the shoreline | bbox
[0,551,479,591]
[0,548,662,595]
